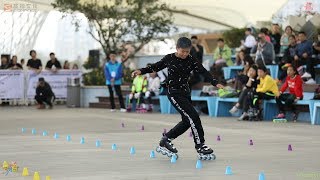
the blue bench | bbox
[312,102,320,125]
[263,92,319,124]
[214,97,241,117]
[223,65,278,79]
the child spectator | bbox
[213,38,232,66]
[104,51,126,112]
[280,26,294,54]
[275,65,303,122]
[127,74,148,112]
[145,71,160,112]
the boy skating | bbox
[131,37,223,160]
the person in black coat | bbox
[35,77,55,109]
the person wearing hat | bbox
[35,77,55,109]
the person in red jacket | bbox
[275,65,303,122]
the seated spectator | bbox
[127,74,147,112]
[250,66,279,120]
[278,35,297,81]
[35,77,55,109]
[275,65,303,122]
[235,50,245,66]
[0,56,9,69]
[251,30,275,66]
[8,55,23,70]
[233,55,255,91]
[260,27,271,42]
[63,60,70,69]
[145,71,160,112]
[229,65,259,121]
[280,26,294,54]
[313,31,320,60]
[45,52,62,72]
[294,31,316,84]
[27,50,42,73]
[241,28,256,55]
[213,38,232,66]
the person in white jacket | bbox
[145,71,160,111]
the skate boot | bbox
[155,134,178,159]
[196,144,216,160]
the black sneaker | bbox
[159,135,178,153]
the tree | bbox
[222,28,247,48]
[52,0,174,57]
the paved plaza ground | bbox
[0,106,320,180]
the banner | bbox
[0,70,25,99]
[27,70,82,99]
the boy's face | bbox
[258,69,266,77]
[31,52,36,58]
[176,47,191,59]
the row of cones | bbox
[22,168,51,180]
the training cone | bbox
[121,123,125,128]
[170,155,177,163]
[80,137,85,144]
[249,139,254,146]
[130,147,135,155]
[196,160,202,169]
[96,140,101,147]
[3,161,9,170]
[258,172,265,180]
[22,128,26,133]
[33,172,40,180]
[32,128,36,135]
[46,176,51,180]
[189,131,193,137]
[54,133,59,139]
[112,143,117,150]
[141,125,144,131]
[225,166,233,175]
[42,131,48,136]
[288,144,292,151]
[217,135,221,141]
[150,150,155,158]
[66,135,71,142]
[22,167,29,176]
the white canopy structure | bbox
[1,0,319,61]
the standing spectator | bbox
[63,60,70,69]
[145,71,160,112]
[72,64,79,70]
[8,55,23,70]
[45,52,62,72]
[0,56,9,69]
[213,38,232,66]
[260,27,271,42]
[190,35,204,63]
[20,58,27,70]
[275,65,303,122]
[27,50,42,73]
[280,26,294,54]
[295,31,315,84]
[35,77,55,109]
[104,51,126,112]
[251,30,275,66]
[241,28,256,55]
[270,23,282,55]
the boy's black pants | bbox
[165,94,205,148]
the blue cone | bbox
[170,155,177,163]
[130,147,135,155]
[80,137,85,144]
[32,128,36,135]
[66,135,71,142]
[196,160,202,169]
[150,150,155,158]
[112,144,117,150]
[258,172,265,180]
[96,140,101,147]
[54,133,59,139]
[225,166,233,175]
[42,131,48,136]
[21,128,26,133]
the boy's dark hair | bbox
[109,51,117,55]
[298,31,306,35]
[176,37,192,49]
[30,50,36,56]
[260,28,269,35]
[191,35,198,39]
[258,65,268,72]
[246,28,252,32]
[38,77,45,82]
[217,38,224,42]
[49,52,55,56]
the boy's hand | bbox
[131,70,141,78]
[216,84,224,89]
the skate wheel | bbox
[156,147,161,153]
[167,153,172,157]
[161,150,166,155]
[211,154,216,160]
